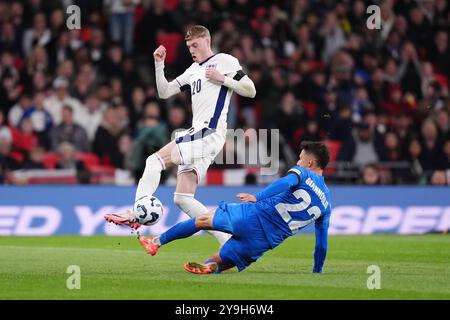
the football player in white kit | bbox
[105,25,256,246]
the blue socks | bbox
[159,217,198,245]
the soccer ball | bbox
[133,195,164,226]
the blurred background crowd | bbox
[0,0,450,186]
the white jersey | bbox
[174,53,242,130]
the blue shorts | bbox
[213,201,271,271]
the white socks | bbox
[174,192,231,246]
[136,154,231,247]
[152,236,161,246]
[135,154,165,201]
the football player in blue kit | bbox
[138,141,331,274]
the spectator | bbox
[429,30,450,80]
[379,131,402,162]
[121,57,141,99]
[26,46,49,79]
[399,138,426,184]
[117,133,133,170]
[93,107,125,167]
[435,109,449,138]
[301,120,323,144]
[0,22,22,56]
[55,142,90,184]
[437,138,450,170]
[127,86,146,131]
[7,93,32,127]
[87,28,106,66]
[379,1,396,41]
[20,91,53,149]
[256,21,284,58]
[360,163,380,185]
[49,8,65,37]
[23,146,45,169]
[430,169,447,185]
[394,113,414,152]
[398,42,422,100]
[99,43,123,79]
[351,87,373,123]
[12,117,39,156]
[0,71,22,112]
[0,137,20,182]
[43,77,84,126]
[171,0,196,32]
[338,122,379,168]
[78,94,105,142]
[22,12,51,58]
[47,30,74,74]
[319,12,346,63]
[420,118,444,173]
[167,105,189,135]
[213,18,240,53]
[408,5,432,52]
[30,70,49,92]
[330,105,353,142]
[0,110,12,144]
[274,92,307,145]
[104,0,139,54]
[131,102,168,183]
[417,81,448,117]
[50,105,90,152]
[138,0,174,52]
[382,84,410,115]
[71,63,97,102]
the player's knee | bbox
[195,214,212,229]
[170,146,182,165]
[142,154,165,177]
[173,193,190,211]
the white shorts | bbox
[174,127,226,183]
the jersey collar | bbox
[199,53,217,66]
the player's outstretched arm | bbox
[154,45,182,99]
[252,173,299,201]
[313,214,330,273]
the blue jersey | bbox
[254,166,332,272]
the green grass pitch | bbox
[0,235,449,299]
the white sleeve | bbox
[217,54,256,98]
[223,74,256,98]
[218,54,242,76]
[155,61,191,99]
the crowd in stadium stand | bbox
[0,0,450,185]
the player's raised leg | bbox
[174,170,231,246]
[135,140,181,201]
[105,140,181,227]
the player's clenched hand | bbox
[205,67,225,84]
[153,45,166,62]
[237,193,256,203]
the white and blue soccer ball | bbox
[133,195,164,226]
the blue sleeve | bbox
[313,212,330,273]
[19,108,34,123]
[45,111,53,130]
[255,173,299,201]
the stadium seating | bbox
[323,140,342,175]
[156,32,183,65]
[41,153,60,169]
[76,153,100,168]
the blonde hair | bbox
[185,25,210,41]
